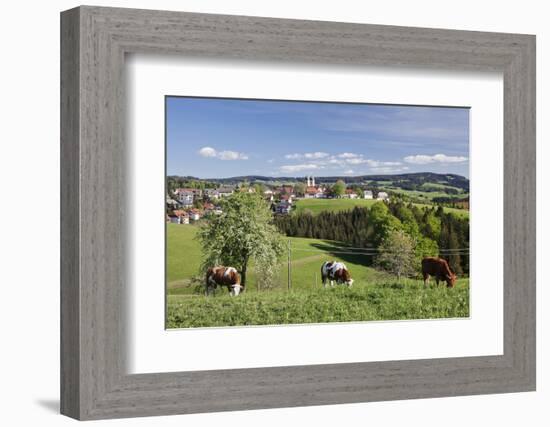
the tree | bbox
[332,180,346,198]
[422,209,441,241]
[438,215,466,275]
[253,182,266,194]
[197,192,285,289]
[414,236,439,270]
[376,229,416,280]
[369,202,402,246]
[293,182,306,197]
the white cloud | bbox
[337,156,401,167]
[379,161,402,166]
[337,152,360,159]
[306,152,329,159]
[198,146,217,157]
[370,166,410,174]
[285,152,329,160]
[218,150,249,160]
[280,151,403,174]
[279,163,320,173]
[403,153,468,164]
[197,146,248,160]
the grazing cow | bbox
[205,266,243,296]
[321,261,354,287]
[421,257,457,288]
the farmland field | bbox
[293,198,380,215]
[166,223,469,328]
[293,198,469,218]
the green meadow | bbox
[293,198,380,215]
[166,224,469,328]
[293,198,469,218]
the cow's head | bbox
[230,284,243,296]
[446,273,457,288]
[340,269,354,287]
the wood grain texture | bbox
[60,7,80,419]
[60,6,536,420]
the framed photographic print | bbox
[61,6,536,420]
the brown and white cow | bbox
[321,261,354,288]
[421,257,457,288]
[205,266,243,296]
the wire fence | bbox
[284,239,469,290]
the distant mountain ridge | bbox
[168,172,469,192]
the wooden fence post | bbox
[287,240,291,291]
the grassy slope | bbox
[385,182,468,203]
[166,223,469,328]
[166,223,202,284]
[167,224,385,292]
[167,282,469,328]
[293,198,379,215]
[293,198,469,218]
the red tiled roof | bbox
[306,186,320,194]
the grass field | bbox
[166,223,469,328]
[293,198,469,218]
[167,224,389,293]
[293,198,380,215]
[384,187,455,201]
[167,283,469,328]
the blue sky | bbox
[166,97,469,179]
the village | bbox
[166,175,390,224]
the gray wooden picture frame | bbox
[60,5,536,421]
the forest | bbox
[274,200,469,275]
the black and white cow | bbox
[321,261,354,287]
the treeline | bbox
[398,183,462,195]
[166,176,218,193]
[274,201,469,275]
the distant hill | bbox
[173,172,469,192]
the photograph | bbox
[165,96,470,329]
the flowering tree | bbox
[197,191,285,289]
[376,229,416,281]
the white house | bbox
[276,201,292,214]
[217,187,235,198]
[377,191,390,201]
[168,212,189,224]
[304,186,326,199]
[345,189,358,199]
[204,188,220,200]
[314,189,327,199]
[188,210,201,221]
[364,190,373,199]
[304,186,317,199]
[174,189,194,207]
